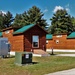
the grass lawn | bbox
[0,56,75,75]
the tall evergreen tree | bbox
[71,17,75,31]
[4,11,14,27]
[0,11,14,31]
[13,14,22,27]
[13,6,47,28]
[0,14,4,31]
[48,9,73,34]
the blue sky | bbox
[0,0,75,25]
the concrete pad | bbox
[45,68,75,75]
[55,54,75,57]
[46,49,75,52]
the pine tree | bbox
[71,17,75,31]
[13,6,47,28]
[48,9,73,34]
[0,11,14,31]
[4,11,14,27]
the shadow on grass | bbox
[24,62,39,65]
[32,62,39,64]
[15,62,39,66]
[48,53,57,55]
[0,55,15,59]
[50,54,56,55]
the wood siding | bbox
[2,28,24,52]
[12,34,24,51]
[2,25,46,52]
[24,25,46,52]
[3,29,14,51]
[46,34,75,49]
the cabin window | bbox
[56,35,62,38]
[56,40,59,44]
[46,40,48,44]
[5,30,10,34]
[32,35,39,48]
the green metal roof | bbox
[67,32,75,38]
[46,34,52,39]
[13,24,35,34]
[0,32,2,37]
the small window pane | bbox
[5,30,10,34]
[32,36,39,47]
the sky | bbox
[0,0,75,25]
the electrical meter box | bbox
[15,52,32,66]
[0,38,9,57]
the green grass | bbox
[0,56,75,75]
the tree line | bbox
[0,6,75,35]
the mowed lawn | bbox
[0,56,75,75]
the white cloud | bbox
[2,11,6,14]
[43,9,48,13]
[53,6,64,13]
[65,4,70,12]
[66,8,70,12]
[0,10,6,16]
[53,5,70,13]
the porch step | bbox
[33,49,50,56]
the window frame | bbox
[32,35,39,48]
